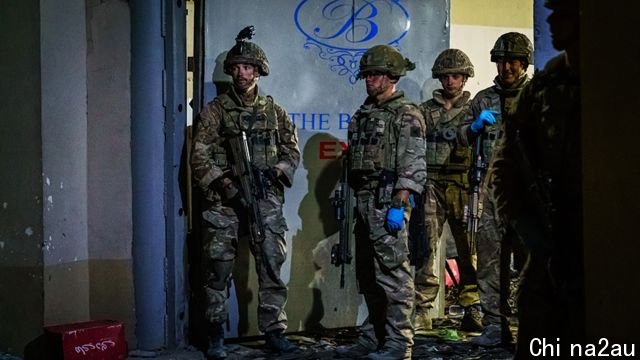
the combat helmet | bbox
[357,45,416,79]
[490,32,533,64]
[431,49,474,78]
[224,25,269,76]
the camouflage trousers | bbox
[415,178,480,315]
[476,190,526,328]
[200,192,288,333]
[354,190,414,355]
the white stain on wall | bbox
[2,202,7,209]
[25,227,34,236]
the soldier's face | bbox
[439,73,466,98]
[496,58,525,86]
[230,63,258,92]
[364,72,393,97]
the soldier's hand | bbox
[470,109,498,133]
[263,167,281,184]
[385,207,404,233]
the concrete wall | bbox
[40,0,91,326]
[85,0,135,344]
[0,0,135,355]
[0,0,44,355]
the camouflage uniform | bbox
[492,51,583,358]
[416,89,479,307]
[460,74,528,328]
[190,28,300,341]
[415,49,479,328]
[347,45,427,359]
[458,34,534,342]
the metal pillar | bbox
[164,0,188,349]
[131,0,168,350]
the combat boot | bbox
[471,323,513,347]
[206,323,227,360]
[336,341,377,358]
[460,304,483,333]
[264,329,298,353]
[413,312,432,335]
[366,347,411,360]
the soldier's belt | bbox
[427,165,468,174]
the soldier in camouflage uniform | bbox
[190,27,300,359]
[414,49,482,333]
[491,1,583,358]
[457,32,533,346]
[336,45,427,360]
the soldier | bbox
[491,0,582,358]
[336,45,427,360]
[457,32,534,347]
[414,49,482,333]
[190,26,300,359]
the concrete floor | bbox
[127,322,515,360]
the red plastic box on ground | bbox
[44,320,127,360]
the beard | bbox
[234,76,257,93]
[366,82,390,97]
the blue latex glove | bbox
[386,207,404,232]
[470,110,498,133]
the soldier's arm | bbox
[394,105,427,196]
[490,85,532,222]
[190,101,226,192]
[274,103,300,187]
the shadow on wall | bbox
[288,133,362,332]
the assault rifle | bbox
[228,131,267,244]
[331,152,353,288]
[466,132,486,251]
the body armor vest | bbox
[477,80,526,161]
[215,92,280,171]
[349,96,411,177]
[423,99,472,174]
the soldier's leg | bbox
[201,205,239,359]
[253,194,289,334]
[444,183,482,334]
[414,182,445,329]
[475,199,504,327]
[368,200,414,359]
[336,194,382,358]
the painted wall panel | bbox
[202,0,449,336]
[40,0,91,325]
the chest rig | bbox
[348,97,409,176]
[480,80,527,161]
[216,93,279,171]
[424,100,471,174]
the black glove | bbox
[263,168,280,185]
[210,177,239,200]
